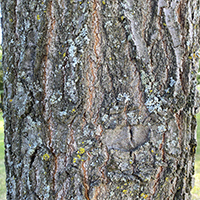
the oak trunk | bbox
[2,0,200,199]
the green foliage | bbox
[197,60,200,85]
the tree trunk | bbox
[2,0,200,199]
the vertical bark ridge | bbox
[83,0,107,197]
[92,0,101,62]
[42,1,58,196]
[86,59,96,118]
[43,0,55,148]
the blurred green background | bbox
[0,113,5,200]
[191,85,200,199]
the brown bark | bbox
[2,0,200,199]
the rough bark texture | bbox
[2,0,200,199]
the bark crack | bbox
[82,160,90,200]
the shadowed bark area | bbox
[2,0,200,199]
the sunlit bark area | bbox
[2,0,200,199]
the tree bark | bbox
[2,0,200,199]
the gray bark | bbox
[2,0,200,199]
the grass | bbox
[0,110,199,199]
